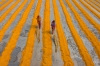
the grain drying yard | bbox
[0,0,100,66]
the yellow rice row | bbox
[90,0,100,8]
[20,0,42,66]
[80,0,100,19]
[67,0,100,60]
[0,0,34,66]
[41,0,52,66]
[0,0,27,42]
[72,0,100,34]
[95,0,100,3]
[0,0,21,22]
[0,0,13,11]
[0,0,6,5]
[60,0,94,66]
[85,0,100,12]
[52,0,74,65]
[0,0,100,66]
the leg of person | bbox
[51,27,53,34]
[36,27,38,37]
[52,27,54,34]
[53,33,57,52]
[38,29,40,43]
[54,32,59,52]
[54,34,57,52]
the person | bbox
[51,20,55,34]
[37,15,41,29]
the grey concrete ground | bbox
[30,0,44,66]
[0,0,27,56]
[8,0,37,66]
[77,0,100,24]
[0,0,15,16]
[57,0,85,66]
[50,0,64,66]
[76,0,100,41]
[0,0,100,66]
[0,0,24,56]
[69,0,100,66]
[0,0,7,6]
[0,0,24,29]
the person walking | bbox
[36,15,41,42]
[37,15,41,29]
[51,20,55,34]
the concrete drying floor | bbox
[0,0,100,66]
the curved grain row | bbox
[0,0,6,5]
[0,0,13,11]
[41,0,52,66]
[95,0,100,3]
[59,0,94,66]
[0,0,27,42]
[85,0,100,12]
[90,0,100,8]
[72,0,100,32]
[52,0,74,65]
[20,0,42,66]
[0,0,20,22]
[0,0,35,66]
[80,0,100,19]
[66,0,100,59]
[72,0,100,34]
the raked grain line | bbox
[93,0,100,4]
[60,0,94,66]
[66,0,100,59]
[41,0,52,66]
[0,0,6,5]
[0,0,13,11]
[52,0,74,65]
[0,0,27,42]
[75,0,100,31]
[0,0,20,22]
[90,0,100,8]
[95,0,100,3]
[80,0,100,19]
[0,0,3,4]
[72,0,100,34]
[85,0,100,12]
[0,0,35,66]
[20,0,42,66]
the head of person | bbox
[52,20,55,23]
[37,15,40,18]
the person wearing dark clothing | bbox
[51,20,55,34]
[37,15,41,29]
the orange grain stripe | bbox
[80,0,100,19]
[0,0,20,22]
[0,0,13,11]
[73,0,100,58]
[72,0,100,34]
[60,0,94,66]
[0,0,35,66]
[41,0,52,66]
[20,0,42,65]
[0,0,6,5]
[66,0,100,59]
[85,0,100,12]
[52,0,74,65]
[95,0,100,3]
[90,0,100,8]
[0,0,27,42]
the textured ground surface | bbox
[0,0,100,66]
